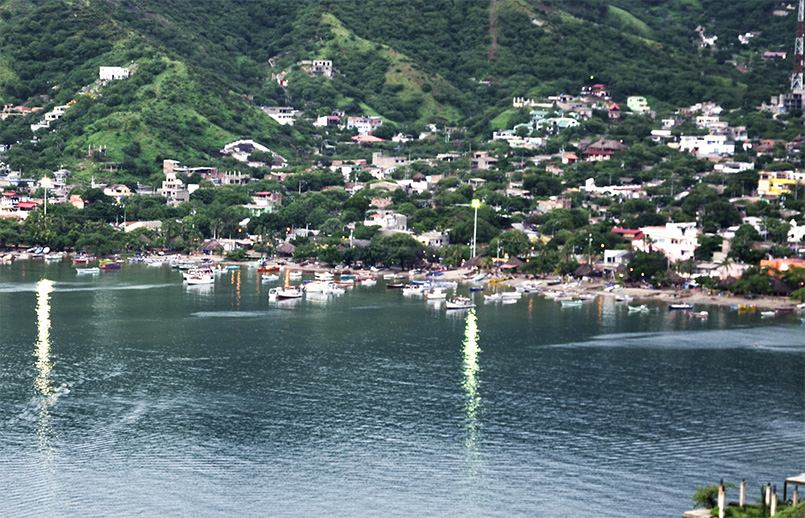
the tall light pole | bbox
[471,199,480,258]
[40,177,52,217]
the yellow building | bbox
[757,171,801,197]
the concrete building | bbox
[99,66,130,80]
[632,222,699,262]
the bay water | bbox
[1,261,803,517]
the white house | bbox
[679,135,734,156]
[99,66,130,80]
[632,222,699,262]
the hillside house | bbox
[262,106,299,125]
[364,211,408,232]
[632,222,699,262]
[581,84,610,99]
[347,116,382,135]
[103,184,132,202]
[679,135,734,157]
[626,96,650,114]
[470,151,497,170]
[757,170,804,197]
[99,66,130,80]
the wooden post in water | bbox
[739,480,746,507]
[770,485,777,516]
[766,483,772,506]
[793,486,799,506]
[717,480,726,518]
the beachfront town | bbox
[0,65,804,302]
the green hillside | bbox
[0,0,797,180]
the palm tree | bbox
[718,255,733,277]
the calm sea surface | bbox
[0,260,803,517]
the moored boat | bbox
[628,304,649,313]
[445,296,475,310]
[269,286,304,300]
[669,302,693,310]
[75,267,100,274]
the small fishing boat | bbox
[484,293,502,303]
[469,286,484,292]
[288,271,303,280]
[560,299,583,308]
[669,302,693,310]
[386,283,406,289]
[99,259,122,270]
[426,287,447,300]
[75,267,100,274]
[268,286,304,300]
[445,296,475,310]
[628,304,649,313]
[686,310,709,319]
[760,310,776,318]
[261,274,280,282]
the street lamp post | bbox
[40,177,52,217]
[471,199,480,258]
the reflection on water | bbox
[461,308,483,506]
[34,279,56,456]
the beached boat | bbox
[75,267,100,274]
[445,296,475,310]
[668,302,693,310]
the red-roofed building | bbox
[610,227,643,240]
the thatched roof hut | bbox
[276,242,296,256]
[573,263,595,278]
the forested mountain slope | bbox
[0,0,796,181]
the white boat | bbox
[269,286,304,300]
[560,299,583,307]
[687,310,709,319]
[185,270,214,284]
[445,296,475,310]
[402,285,425,296]
[262,274,280,282]
[358,277,376,286]
[75,267,100,274]
[315,272,334,281]
[426,287,447,300]
[484,293,503,303]
[45,253,63,261]
[288,271,303,280]
[669,302,694,310]
[501,291,522,300]
[183,267,213,281]
[628,304,649,313]
[305,281,336,293]
[760,310,776,318]
[615,294,634,302]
